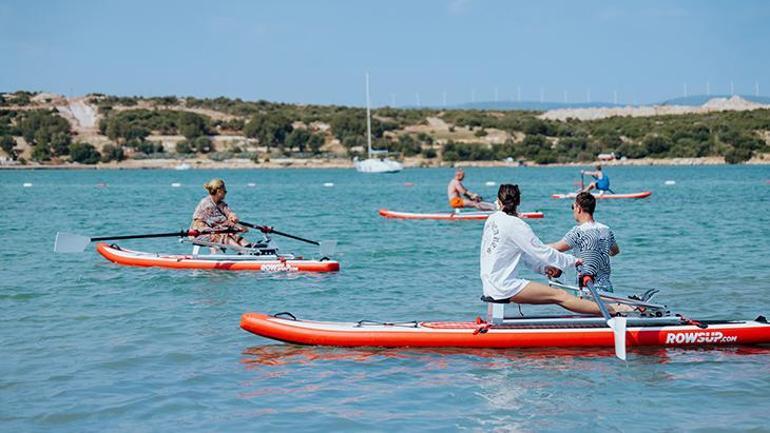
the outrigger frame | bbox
[547,280,669,313]
[484,280,677,327]
[179,237,299,261]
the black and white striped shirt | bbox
[562,221,617,291]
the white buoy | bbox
[23,182,32,187]
[171,182,181,188]
[247,182,256,187]
[664,180,676,185]
[485,181,496,186]
[323,182,334,187]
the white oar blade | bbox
[54,232,92,253]
[608,317,628,361]
[319,240,337,258]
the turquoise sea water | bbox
[1,165,769,432]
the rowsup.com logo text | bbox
[261,263,298,272]
[665,331,738,345]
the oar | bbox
[239,221,337,258]
[582,275,627,361]
[580,171,585,191]
[54,228,238,253]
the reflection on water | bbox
[238,343,770,432]
[241,343,770,369]
[3,166,770,432]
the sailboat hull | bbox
[355,158,403,173]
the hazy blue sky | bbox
[1,0,768,106]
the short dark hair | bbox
[575,192,596,215]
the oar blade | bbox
[319,240,337,258]
[54,232,92,253]
[608,317,628,361]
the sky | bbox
[1,0,769,107]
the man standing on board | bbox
[448,168,495,211]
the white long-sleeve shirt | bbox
[480,211,577,300]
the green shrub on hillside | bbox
[391,134,422,157]
[285,129,325,154]
[441,141,496,161]
[69,142,101,164]
[175,140,193,154]
[1,135,17,159]
[422,147,437,159]
[243,114,293,151]
[17,110,72,159]
[101,109,212,142]
[101,144,125,162]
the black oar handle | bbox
[90,229,239,242]
[240,221,320,246]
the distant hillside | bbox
[414,95,770,111]
[452,100,624,111]
[662,94,770,106]
[1,91,769,167]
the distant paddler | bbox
[481,184,632,316]
[580,164,612,194]
[448,168,495,211]
[191,179,250,249]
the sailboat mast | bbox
[365,73,373,157]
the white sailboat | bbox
[354,73,403,174]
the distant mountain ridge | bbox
[454,100,623,111]
[407,94,770,111]
[661,95,770,106]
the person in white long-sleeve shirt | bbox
[480,184,630,316]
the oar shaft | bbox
[91,231,187,241]
[582,276,612,322]
[270,229,320,245]
[240,221,320,246]
[90,229,238,242]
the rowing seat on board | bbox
[481,295,511,325]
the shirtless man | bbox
[447,168,495,211]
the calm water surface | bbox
[1,166,769,432]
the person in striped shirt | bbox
[549,192,619,292]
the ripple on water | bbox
[1,166,769,432]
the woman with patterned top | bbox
[190,178,249,248]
